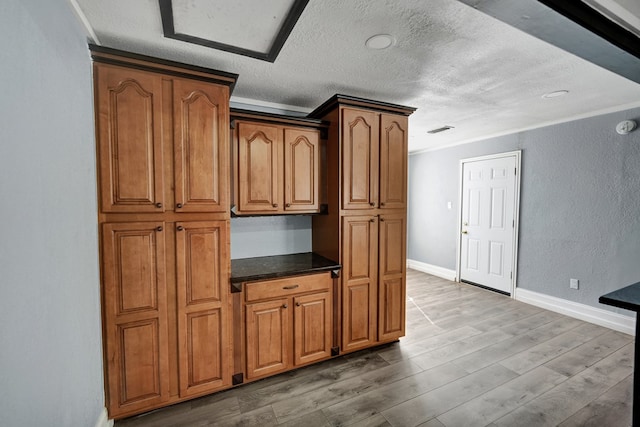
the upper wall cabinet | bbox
[173,79,230,213]
[94,59,233,214]
[340,108,408,210]
[95,65,165,213]
[231,109,326,215]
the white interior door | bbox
[459,153,519,294]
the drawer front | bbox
[245,272,331,302]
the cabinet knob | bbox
[296,302,301,307]
[282,303,288,309]
[176,203,183,209]
[156,226,163,232]
[155,202,162,208]
[380,217,385,222]
[273,203,278,208]
[370,217,375,223]
[369,202,375,207]
[380,202,385,207]
[176,225,184,231]
[286,203,291,208]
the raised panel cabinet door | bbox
[246,299,289,379]
[341,215,378,352]
[173,79,229,213]
[95,64,165,213]
[378,213,407,341]
[237,122,282,212]
[293,291,331,366]
[175,221,230,397]
[101,222,170,416]
[284,128,320,212]
[341,108,379,210]
[379,114,408,210]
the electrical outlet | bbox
[570,278,579,290]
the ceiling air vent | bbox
[427,125,454,134]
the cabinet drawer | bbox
[245,273,331,302]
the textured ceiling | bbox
[73,0,640,152]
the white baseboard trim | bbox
[94,408,113,427]
[407,260,457,282]
[515,288,636,336]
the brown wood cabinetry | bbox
[378,212,407,341]
[310,95,414,354]
[92,46,237,419]
[341,215,379,351]
[96,64,229,214]
[232,110,324,215]
[341,108,409,210]
[243,273,332,380]
[95,66,164,213]
[101,221,170,413]
[175,221,230,397]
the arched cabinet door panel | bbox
[284,128,320,212]
[341,108,379,210]
[237,122,282,213]
[379,114,408,210]
[95,64,165,213]
[173,79,229,213]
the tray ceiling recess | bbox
[159,0,310,62]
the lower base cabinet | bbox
[244,273,333,380]
[101,220,231,418]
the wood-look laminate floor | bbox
[116,270,634,427]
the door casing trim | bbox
[455,150,522,298]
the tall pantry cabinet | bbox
[310,95,415,353]
[91,46,238,418]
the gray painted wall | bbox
[231,216,312,259]
[408,107,640,312]
[0,1,105,426]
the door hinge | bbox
[510,272,513,279]
[512,219,515,228]
[515,167,517,174]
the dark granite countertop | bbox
[230,252,341,292]
[600,281,640,312]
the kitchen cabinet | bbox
[340,212,407,350]
[340,108,408,210]
[243,273,332,380]
[175,221,230,398]
[232,109,324,215]
[379,114,409,210]
[377,212,407,341]
[310,95,414,354]
[95,63,229,214]
[95,66,164,213]
[341,215,378,351]
[101,221,170,414]
[92,46,237,419]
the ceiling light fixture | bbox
[542,90,569,99]
[365,34,395,49]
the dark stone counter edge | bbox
[230,253,341,293]
[230,265,341,292]
[599,281,640,313]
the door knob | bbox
[461,230,468,234]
